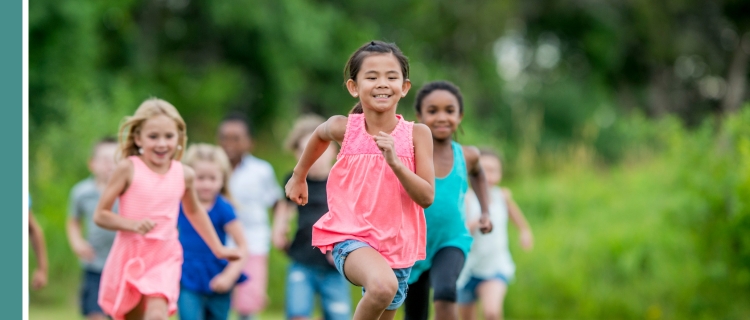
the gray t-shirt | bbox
[67,178,118,272]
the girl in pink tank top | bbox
[93,98,241,320]
[286,41,435,320]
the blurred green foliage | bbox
[29,0,750,318]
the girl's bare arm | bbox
[384,123,434,208]
[181,167,240,260]
[93,159,146,232]
[504,188,533,250]
[465,145,493,233]
[271,200,296,250]
[28,211,48,277]
[287,116,347,205]
[217,220,248,282]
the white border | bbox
[23,0,30,316]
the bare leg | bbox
[124,295,145,320]
[343,247,399,320]
[476,280,506,320]
[143,295,169,320]
[458,302,476,320]
[379,309,397,320]
[87,313,109,320]
[434,301,458,320]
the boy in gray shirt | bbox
[66,137,118,320]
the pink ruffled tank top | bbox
[311,113,426,269]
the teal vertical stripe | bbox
[0,0,22,317]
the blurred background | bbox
[29,0,750,319]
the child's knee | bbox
[143,297,168,320]
[483,304,503,320]
[143,310,168,320]
[365,275,398,307]
[433,281,459,302]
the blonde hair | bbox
[118,98,187,161]
[182,143,234,203]
[284,114,327,152]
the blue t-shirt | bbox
[178,195,247,294]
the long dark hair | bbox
[345,41,410,114]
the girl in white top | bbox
[457,149,533,320]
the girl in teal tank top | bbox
[403,81,493,320]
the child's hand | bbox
[520,229,534,251]
[271,228,289,251]
[216,247,242,261]
[285,173,309,205]
[72,240,95,262]
[325,251,335,266]
[209,273,235,293]
[374,132,399,168]
[130,219,156,235]
[479,214,493,234]
[31,268,47,290]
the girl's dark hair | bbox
[346,41,410,114]
[414,80,464,115]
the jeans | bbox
[177,286,231,320]
[285,262,351,320]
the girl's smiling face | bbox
[134,114,180,167]
[417,89,463,141]
[348,53,411,113]
[191,160,224,203]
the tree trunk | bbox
[722,38,749,113]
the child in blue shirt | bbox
[178,143,249,320]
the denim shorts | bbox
[456,274,510,304]
[332,240,412,310]
[79,270,105,316]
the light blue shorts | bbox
[457,274,510,304]
[332,239,412,310]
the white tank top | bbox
[457,186,515,287]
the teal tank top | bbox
[408,140,473,284]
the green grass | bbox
[29,302,286,320]
[28,110,750,319]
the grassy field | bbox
[29,303,286,320]
[28,110,750,319]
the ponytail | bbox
[349,102,364,114]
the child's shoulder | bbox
[112,157,135,177]
[461,144,481,163]
[71,177,96,194]
[411,123,431,141]
[499,187,512,199]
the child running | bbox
[403,81,493,320]
[286,40,435,320]
[177,143,249,320]
[94,98,241,320]
[66,137,118,320]
[457,149,533,320]
[272,114,351,320]
[217,113,283,320]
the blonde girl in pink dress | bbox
[93,98,242,320]
[286,40,435,320]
